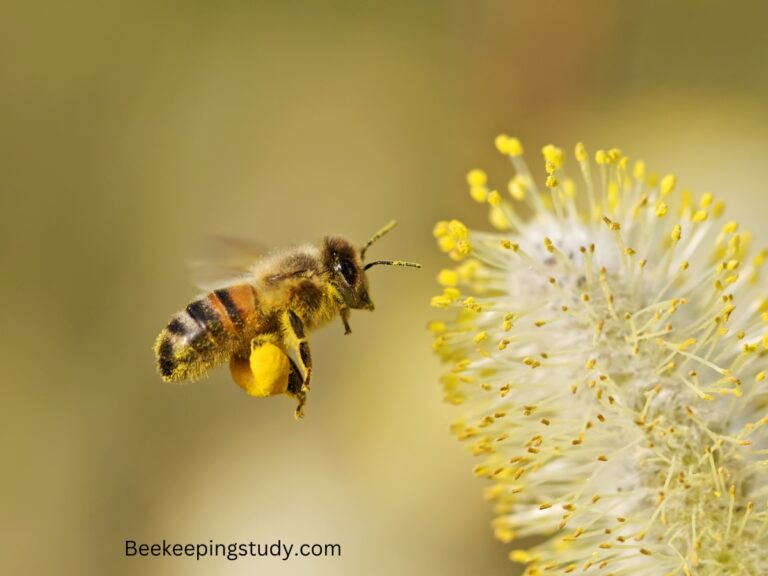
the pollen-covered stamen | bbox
[432,137,768,576]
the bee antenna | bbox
[364,260,422,271]
[361,220,398,261]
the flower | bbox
[431,137,768,575]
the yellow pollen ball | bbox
[488,190,502,206]
[234,342,290,397]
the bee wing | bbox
[189,235,269,291]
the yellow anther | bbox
[443,287,460,301]
[456,239,472,255]
[700,192,713,208]
[523,357,541,368]
[723,221,739,234]
[633,160,646,180]
[510,550,533,563]
[448,219,468,239]
[437,235,455,252]
[494,134,511,155]
[507,137,524,156]
[466,169,487,187]
[437,269,459,286]
[542,144,564,169]
[473,331,488,343]
[671,224,682,241]
[463,297,483,312]
[430,295,451,308]
[677,338,697,350]
[427,320,445,334]
[575,142,588,162]
[543,237,555,253]
[433,220,449,238]
[656,201,668,217]
[469,186,488,203]
[496,134,523,156]
[692,209,708,223]
[487,190,502,207]
[545,175,558,188]
[661,174,677,195]
[595,149,608,165]
[607,148,622,163]
[712,200,725,218]
[602,216,621,231]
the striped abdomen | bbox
[155,284,263,382]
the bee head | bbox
[324,221,421,311]
[324,236,374,310]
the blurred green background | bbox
[3,1,768,575]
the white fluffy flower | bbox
[431,137,768,575]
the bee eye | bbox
[337,257,357,286]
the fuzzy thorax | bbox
[431,137,768,575]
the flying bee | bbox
[154,220,420,418]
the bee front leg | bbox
[284,310,314,419]
[340,307,352,335]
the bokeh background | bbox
[3,1,768,575]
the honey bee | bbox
[154,221,420,418]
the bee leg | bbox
[284,309,314,395]
[340,307,352,335]
[286,360,307,419]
